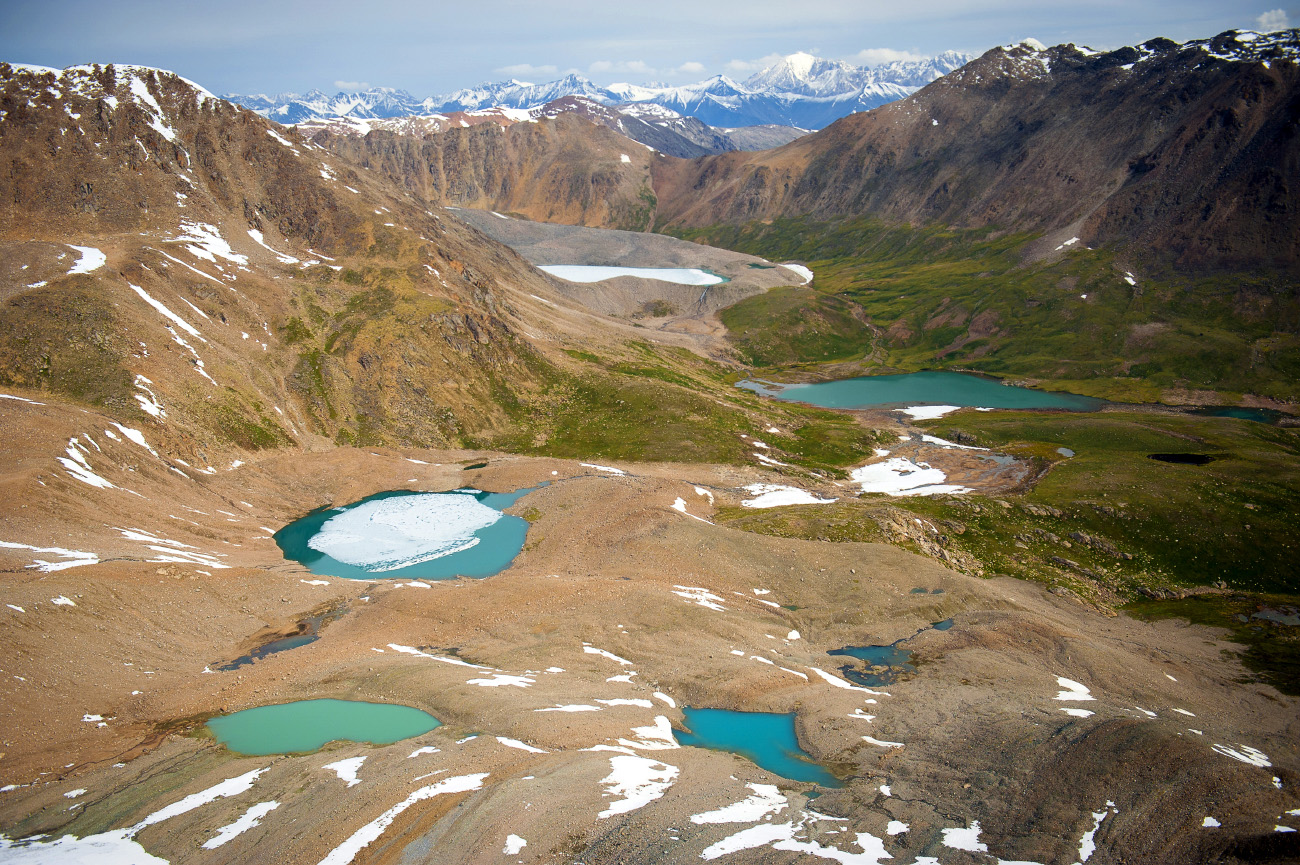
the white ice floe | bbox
[597,755,679,818]
[504,834,527,855]
[581,462,626,475]
[851,458,971,497]
[496,737,547,754]
[942,822,988,852]
[618,716,680,751]
[672,585,728,611]
[671,497,713,523]
[66,245,107,274]
[540,265,723,286]
[317,773,488,865]
[0,541,99,572]
[690,784,787,824]
[894,405,962,420]
[1211,744,1271,767]
[780,263,814,285]
[202,800,280,849]
[308,493,499,572]
[741,484,837,508]
[1055,677,1096,701]
[323,757,367,788]
[466,673,534,688]
[584,645,634,666]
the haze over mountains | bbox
[225,50,973,132]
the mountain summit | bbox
[225,50,973,131]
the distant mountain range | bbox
[224,50,973,133]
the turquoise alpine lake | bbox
[274,485,543,580]
[206,699,441,755]
[673,707,841,787]
[739,370,1104,412]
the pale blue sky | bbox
[1,0,1289,96]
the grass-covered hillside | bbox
[671,217,1300,404]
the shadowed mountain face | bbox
[651,32,1300,275]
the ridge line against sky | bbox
[0,0,1290,96]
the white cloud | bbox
[588,59,655,76]
[854,48,927,66]
[725,53,785,75]
[675,61,706,75]
[495,63,558,78]
[1256,9,1289,30]
[334,80,371,91]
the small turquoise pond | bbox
[739,370,1103,412]
[206,699,441,755]
[274,485,542,580]
[673,707,841,787]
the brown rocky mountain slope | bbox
[650,30,1300,274]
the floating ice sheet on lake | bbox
[308,493,501,572]
[539,265,723,285]
[894,405,962,420]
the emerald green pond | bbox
[274,485,541,581]
[674,707,841,786]
[739,370,1103,412]
[206,699,441,755]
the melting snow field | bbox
[850,459,972,497]
[308,493,501,572]
[538,265,724,285]
[597,755,679,818]
[741,484,837,508]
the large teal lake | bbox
[674,707,841,786]
[274,486,540,581]
[206,698,441,755]
[740,370,1103,412]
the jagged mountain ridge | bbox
[650,30,1300,274]
[0,61,620,458]
[223,50,973,132]
[297,95,807,160]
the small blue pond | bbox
[739,370,1103,412]
[274,485,542,581]
[830,619,955,685]
[206,698,441,755]
[673,707,841,787]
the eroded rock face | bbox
[651,31,1300,275]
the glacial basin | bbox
[274,485,541,580]
[739,370,1103,412]
[538,265,728,285]
[206,699,441,756]
[673,707,841,787]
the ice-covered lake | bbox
[538,265,727,285]
[274,486,541,580]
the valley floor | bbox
[0,405,1296,864]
